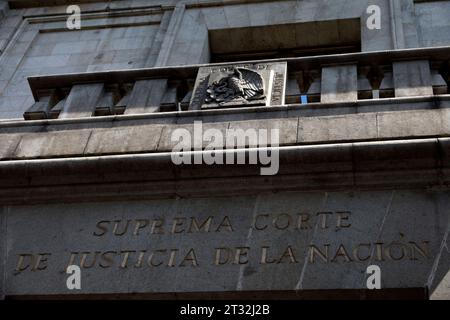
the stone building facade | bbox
[0,0,449,299]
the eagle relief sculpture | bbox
[205,67,265,105]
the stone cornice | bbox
[8,0,283,10]
[0,94,448,131]
[0,138,449,204]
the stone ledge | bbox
[2,108,450,161]
[8,0,114,9]
[0,138,449,204]
[1,94,448,131]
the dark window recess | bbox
[209,19,362,63]
[358,65,395,100]
[432,61,449,95]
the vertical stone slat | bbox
[321,64,358,103]
[393,60,433,97]
[23,90,57,120]
[124,79,168,115]
[58,83,104,119]
[122,6,183,116]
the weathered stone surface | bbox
[5,106,450,161]
[84,125,164,155]
[377,109,450,138]
[2,137,449,204]
[228,118,298,148]
[157,121,230,152]
[298,113,377,143]
[14,130,91,159]
[59,84,104,119]
[393,60,433,97]
[431,264,450,300]
[0,133,21,160]
[320,64,358,103]
[23,93,57,120]
[3,189,449,295]
[125,79,168,115]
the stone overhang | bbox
[1,96,450,204]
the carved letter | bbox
[277,246,298,264]
[99,251,116,268]
[260,247,277,264]
[216,216,233,232]
[409,241,429,260]
[112,220,130,236]
[93,220,109,236]
[254,214,269,231]
[32,253,51,271]
[353,244,371,262]
[180,249,198,267]
[336,211,352,229]
[309,245,329,263]
[15,254,34,274]
[133,219,149,236]
[151,218,165,235]
[234,247,250,265]
[172,218,186,234]
[215,247,232,265]
[331,245,352,263]
[189,216,213,233]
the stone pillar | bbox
[59,83,104,119]
[321,64,358,103]
[23,90,58,120]
[393,60,433,97]
[155,5,185,68]
[124,79,168,115]
[123,6,184,115]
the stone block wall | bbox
[0,0,449,300]
[0,0,448,119]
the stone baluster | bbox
[23,90,58,120]
[59,83,104,119]
[124,79,168,114]
[392,60,433,97]
[320,64,358,103]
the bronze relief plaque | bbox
[190,62,287,110]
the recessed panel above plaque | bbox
[190,62,287,110]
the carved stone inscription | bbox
[190,62,287,110]
[14,213,429,272]
[4,190,449,295]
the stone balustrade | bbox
[22,46,450,120]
